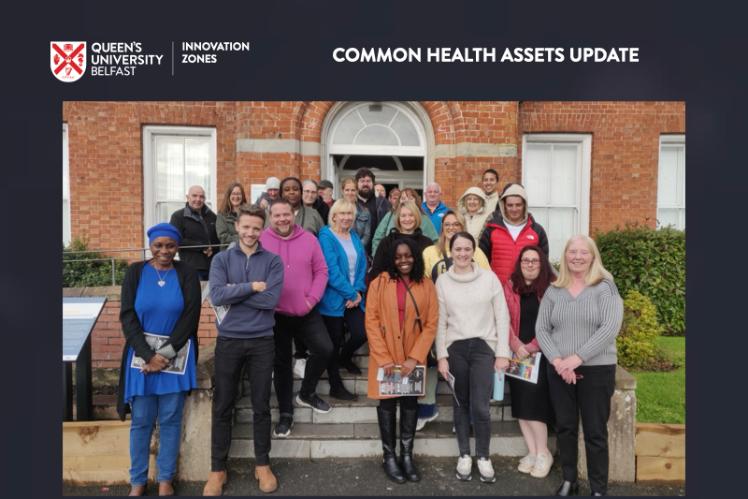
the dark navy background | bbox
[2,1,746,497]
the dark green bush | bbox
[617,290,663,369]
[63,239,129,287]
[596,226,685,335]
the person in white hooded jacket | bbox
[457,186,492,242]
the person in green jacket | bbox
[371,187,438,255]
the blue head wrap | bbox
[147,223,182,245]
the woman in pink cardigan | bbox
[503,245,556,479]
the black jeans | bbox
[547,363,616,494]
[322,307,367,383]
[273,309,333,415]
[448,338,495,458]
[211,335,274,469]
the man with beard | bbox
[354,168,390,256]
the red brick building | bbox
[63,100,685,261]
[62,100,685,367]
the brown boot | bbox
[128,484,146,496]
[202,470,227,496]
[254,465,278,493]
[158,480,175,496]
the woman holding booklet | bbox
[116,223,202,496]
[365,237,438,484]
[503,245,556,478]
[435,231,511,484]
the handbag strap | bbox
[400,278,423,333]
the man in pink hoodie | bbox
[259,199,332,438]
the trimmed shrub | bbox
[617,290,664,370]
[596,226,685,335]
[63,239,129,287]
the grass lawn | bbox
[631,336,685,424]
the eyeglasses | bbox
[443,223,462,229]
[520,258,541,266]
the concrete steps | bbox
[227,421,549,459]
[236,394,512,425]
[227,357,543,459]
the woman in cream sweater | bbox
[435,231,511,484]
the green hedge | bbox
[617,290,663,369]
[63,239,129,287]
[596,226,685,335]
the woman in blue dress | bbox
[116,223,202,496]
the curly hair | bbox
[383,237,425,282]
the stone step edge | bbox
[235,394,510,409]
[227,434,555,459]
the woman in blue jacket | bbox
[318,199,368,401]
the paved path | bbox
[63,457,685,496]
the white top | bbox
[333,231,357,285]
[435,263,511,360]
[505,220,527,241]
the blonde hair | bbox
[328,199,357,230]
[437,210,465,258]
[340,176,356,192]
[554,234,614,288]
[394,200,422,233]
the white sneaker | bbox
[293,358,306,379]
[476,457,496,483]
[456,455,472,481]
[416,411,439,432]
[530,452,553,478]
[518,453,536,474]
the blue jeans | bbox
[129,392,186,485]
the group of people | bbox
[117,167,624,496]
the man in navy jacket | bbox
[204,206,284,495]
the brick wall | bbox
[64,100,685,250]
[518,101,686,232]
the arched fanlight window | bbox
[328,102,426,156]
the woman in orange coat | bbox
[366,237,438,484]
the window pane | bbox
[156,137,185,202]
[550,144,578,206]
[547,207,576,263]
[185,137,211,198]
[354,125,400,146]
[658,147,678,207]
[332,111,365,144]
[62,124,70,246]
[359,104,397,125]
[657,208,680,229]
[158,201,186,224]
[525,144,552,205]
[390,112,420,146]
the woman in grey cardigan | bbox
[535,235,623,497]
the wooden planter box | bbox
[63,420,154,484]
[635,423,685,482]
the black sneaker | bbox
[330,385,358,401]
[295,392,332,413]
[273,416,294,438]
[340,359,363,375]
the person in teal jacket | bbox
[371,188,438,255]
[318,199,368,399]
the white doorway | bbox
[321,102,432,196]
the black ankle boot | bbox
[377,406,406,484]
[556,480,579,496]
[399,405,421,482]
